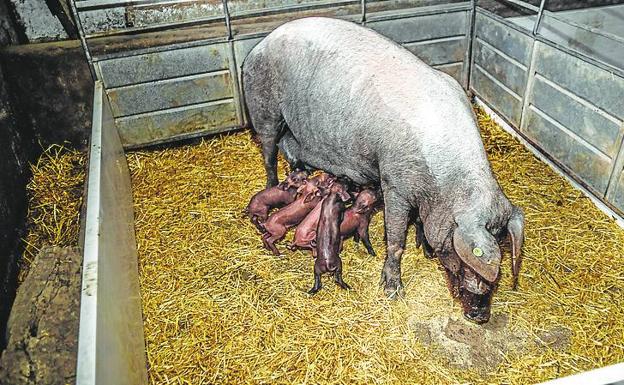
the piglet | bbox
[245,170,308,231]
[309,180,351,294]
[287,173,336,252]
[309,172,335,190]
[289,195,326,254]
[262,178,323,255]
[339,188,379,256]
[289,173,344,251]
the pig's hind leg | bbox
[262,232,282,256]
[309,261,324,294]
[308,272,322,295]
[334,269,351,290]
[244,91,286,187]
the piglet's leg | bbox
[332,257,350,290]
[359,223,376,256]
[262,233,281,256]
[334,269,351,290]
[308,272,322,294]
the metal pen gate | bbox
[468,0,624,223]
[69,0,475,149]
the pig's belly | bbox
[297,146,378,186]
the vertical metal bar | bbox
[226,41,244,127]
[222,0,233,40]
[519,40,540,133]
[68,0,97,80]
[465,0,477,91]
[360,0,366,24]
[605,123,624,200]
[532,0,547,36]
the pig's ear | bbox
[340,191,351,202]
[453,224,501,283]
[507,206,525,290]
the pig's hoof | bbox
[384,283,403,299]
[380,272,403,299]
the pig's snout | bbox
[459,286,493,324]
[463,302,491,324]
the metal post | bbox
[465,0,477,91]
[532,0,547,36]
[361,0,366,24]
[68,0,97,80]
[222,0,233,40]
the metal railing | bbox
[70,0,373,77]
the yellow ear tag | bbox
[472,247,483,257]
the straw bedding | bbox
[127,107,624,384]
[20,144,85,282]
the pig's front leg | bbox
[380,189,410,298]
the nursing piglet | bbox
[262,179,323,255]
[246,170,308,231]
[290,195,326,254]
[309,180,351,294]
[339,188,379,256]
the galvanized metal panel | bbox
[474,11,533,66]
[471,64,522,125]
[76,81,148,385]
[97,43,229,88]
[530,75,623,159]
[473,37,528,97]
[539,13,624,72]
[523,106,612,194]
[233,36,264,69]
[78,8,126,35]
[116,99,238,147]
[610,170,624,214]
[510,7,624,73]
[403,36,466,66]
[533,42,624,120]
[368,11,467,43]
[434,62,463,83]
[107,70,233,117]
[127,1,222,28]
[228,0,353,15]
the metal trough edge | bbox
[76,81,148,385]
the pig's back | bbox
[245,17,492,189]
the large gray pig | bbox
[242,17,525,323]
